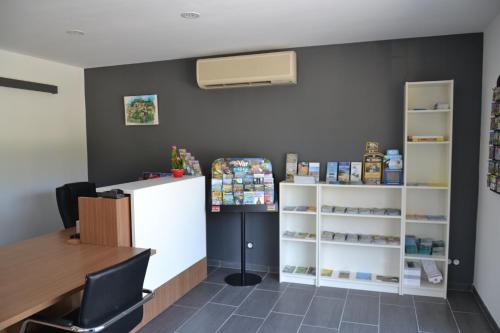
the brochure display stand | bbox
[210,158,277,286]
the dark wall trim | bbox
[472,286,500,333]
[0,77,58,94]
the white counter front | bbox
[99,176,206,290]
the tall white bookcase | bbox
[403,80,453,298]
[279,80,453,298]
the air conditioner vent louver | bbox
[197,51,296,90]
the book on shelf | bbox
[338,162,351,183]
[285,153,299,181]
[283,230,296,238]
[356,272,372,280]
[346,207,359,215]
[321,268,333,277]
[297,162,309,176]
[295,266,308,274]
[321,205,334,213]
[407,135,446,142]
[333,233,347,242]
[326,162,338,184]
[295,232,309,239]
[306,233,316,240]
[334,206,347,213]
[321,231,334,241]
[338,271,350,279]
[307,267,316,276]
[350,162,362,183]
[308,162,320,182]
[346,233,359,242]
[282,265,296,274]
[422,260,443,284]
[376,275,399,283]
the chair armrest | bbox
[20,289,155,333]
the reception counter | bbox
[98,175,207,331]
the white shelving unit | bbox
[403,80,453,298]
[279,80,453,298]
[279,182,317,286]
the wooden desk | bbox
[0,228,146,331]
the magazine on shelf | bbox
[308,162,320,182]
[297,162,309,176]
[285,153,299,181]
[282,265,296,274]
[326,162,338,184]
[338,271,350,279]
[295,266,308,274]
[321,268,333,277]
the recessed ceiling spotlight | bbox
[66,29,85,36]
[180,11,200,19]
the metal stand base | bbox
[224,211,262,287]
[225,273,262,286]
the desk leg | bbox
[224,212,262,286]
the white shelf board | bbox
[280,182,318,187]
[406,185,449,190]
[407,109,451,114]
[321,212,401,220]
[404,254,447,262]
[320,275,399,293]
[281,236,316,244]
[403,281,446,297]
[406,219,448,225]
[281,210,316,215]
[280,272,316,285]
[320,183,403,189]
[406,141,450,145]
[321,240,400,249]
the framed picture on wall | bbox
[123,94,159,126]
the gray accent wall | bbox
[85,33,483,289]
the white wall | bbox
[475,13,500,325]
[0,49,87,245]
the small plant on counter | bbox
[171,145,185,178]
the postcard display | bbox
[488,81,500,194]
[279,81,453,298]
[210,158,277,287]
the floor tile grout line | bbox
[214,272,268,333]
[174,282,229,333]
[377,292,381,333]
[272,310,305,318]
[315,294,348,301]
[300,324,338,332]
[256,283,291,332]
[412,295,422,332]
[341,320,378,327]
[447,299,462,333]
[295,284,318,333]
[337,288,349,331]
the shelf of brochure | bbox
[320,272,399,293]
[279,182,318,285]
[318,183,403,294]
[403,80,453,298]
[321,239,400,249]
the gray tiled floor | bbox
[138,266,495,333]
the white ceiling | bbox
[0,0,499,68]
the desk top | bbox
[98,175,204,193]
[0,228,146,330]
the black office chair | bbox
[20,249,154,333]
[56,182,97,229]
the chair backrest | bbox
[78,249,151,333]
[55,182,96,229]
